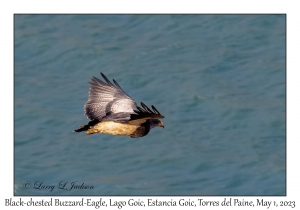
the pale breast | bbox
[86,121,139,136]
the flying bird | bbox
[74,72,165,138]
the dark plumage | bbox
[74,72,164,138]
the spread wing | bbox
[128,102,165,125]
[84,72,137,121]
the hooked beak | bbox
[158,122,164,128]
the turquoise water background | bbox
[14,15,286,195]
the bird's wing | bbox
[84,72,137,121]
[128,102,165,125]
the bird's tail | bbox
[74,119,100,133]
[74,124,90,132]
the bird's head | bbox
[157,121,164,128]
[149,119,164,129]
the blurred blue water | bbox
[14,15,285,195]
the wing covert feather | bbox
[84,73,136,121]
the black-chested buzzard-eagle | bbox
[74,72,164,138]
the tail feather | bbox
[74,119,100,133]
[74,124,90,132]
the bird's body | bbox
[74,72,164,138]
[86,121,142,136]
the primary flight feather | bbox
[74,72,165,138]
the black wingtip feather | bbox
[151,105,161,115]
[133,102,164,118]
[113,79,123,91]
[137,106,145,112]
[100,72,114,87]
[131,102,164,120]
[141,102,154,113]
